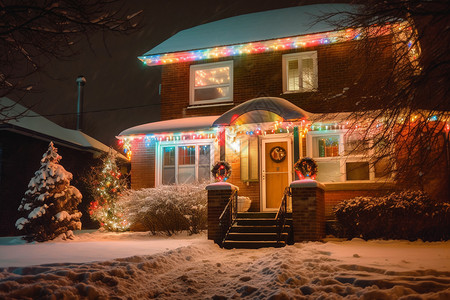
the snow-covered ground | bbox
[0,232,449,299]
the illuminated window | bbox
[159,143,213,185]
[282,51,318,92]
[190,61,233,105]
[307,130,391,183]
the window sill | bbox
[187,102,234,109]
[282,89,317,95]
[322,181,395,191]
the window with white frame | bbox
[307,130,390,183]
[282,51,318,93]
[159,142,213,185]
[190,61,233,105]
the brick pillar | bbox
[206,182,239,244]
[290,179,325,242]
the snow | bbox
[205,182,239,191]
[0,232,449,299]
[290,179,325,189]
[118,115,219,137]
[142,4,357,56]
[27,204,48,219]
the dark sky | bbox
[17,0,319,149]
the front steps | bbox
[222,212,293,249]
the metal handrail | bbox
[275,187,291,243]
[218,189,238,247]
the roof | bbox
[142,4,355,57]
[118,116,219,137]
[213,97,310,126]
[0,97,126,159]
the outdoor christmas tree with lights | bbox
[15,142,83,242]
[89,151,128,231]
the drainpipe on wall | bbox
[76,76,86,131]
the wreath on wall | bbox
[294,157,318,180]
[211,161,232,182]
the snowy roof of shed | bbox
[118,116,219,137]
[0,97,125,158]
[142,4,355,56]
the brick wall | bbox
[130,139,156,189]
[160,37,393,120]
[206,186,237,243]
[291,185,325,241]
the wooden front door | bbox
[261,138,292,211]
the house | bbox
[118,5,448,246]
[0,97,127,235]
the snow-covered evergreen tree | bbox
[15,142,82,242]
[89,150,128,231]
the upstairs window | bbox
[190,61,233,105]
[282,51,318,93]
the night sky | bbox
[14,0,323,149]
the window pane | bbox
[198,145,211,182]
[346,162,370,180]
[316,161,341,182]
[313,136,340,157]
[162,147,175,184]
[240,139,249,181]
[178,146,195,184]
[345,133,369,156]
[287,59,299,91]
[194,86,230,101]
[374,157,390,178]
[302,58,314,89]
[249,137,258,180]
[194,67,230,87]
[178,146,195,165]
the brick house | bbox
[118,5,444,246]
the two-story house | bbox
[118,4,415,222]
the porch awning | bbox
[212,97,310,126]
[118,115,219,137]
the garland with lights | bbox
[89,151,129,232]
[211,161,232,182]
[294,157,318,180]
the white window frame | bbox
[189,61,233,105]
[306,130,383,183]
[156,139,215,186]
[282,51,318,93]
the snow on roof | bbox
[0,97,123,157]
[142,4,355,56]
[118,116,220,137]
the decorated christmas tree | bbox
[89,150,128,231]
[15,142,82,242]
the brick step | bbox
[222,240,286,249]
[230,224,292,233]
[235,218,293,226]
[226,232,289,241]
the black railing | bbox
[218,189,238,247]
[275,187,291,243]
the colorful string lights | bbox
[139,28,364,66]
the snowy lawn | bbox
[0,232,449,299]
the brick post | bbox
[206,182,239,244]
[290,179,325,242]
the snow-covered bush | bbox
[16,142,83,242]
[334,190,450,241]
[118,183,207,235]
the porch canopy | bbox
[212,97,310,126]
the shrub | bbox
[118,183,207,235]
[333,190,450,241]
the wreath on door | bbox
[269,146,287,163]
[294,157,318,180]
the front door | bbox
[261,137,292,211]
